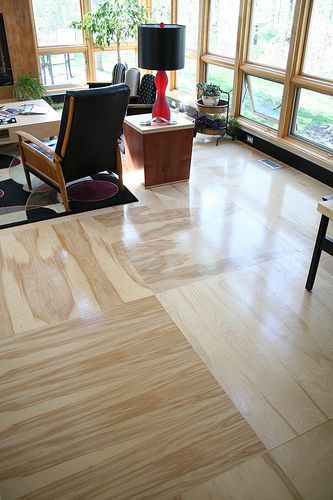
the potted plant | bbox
[13,74,51,103]
[227,115,240,140]
[71,0,148,63]
[197,83,222,106]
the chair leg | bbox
[305,214,329,291]
[116,142,124,191]
[55,163,70,212]
[23,167,32,190]
[59,183,70,212]
[18,135,32,191]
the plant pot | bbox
[202,95,220,106]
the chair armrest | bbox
[87,81,112,89]
[127,103,153,109]
[16,131,62,162]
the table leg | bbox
[305,215,329,291]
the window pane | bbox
[302,0,333,80]
[208,0,240,59]
[206,65,234,105]
[95,50,136,81]
[176,58,197,94]
[39,53,86,87]
[248,0,296,69]
[240,75,283,130]
[177,0,199,51]
[291,89,333,151]
[150,0,171,23]
[32,0,83,46]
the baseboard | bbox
[237,130,333,188]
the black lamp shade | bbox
[138,24,185,71]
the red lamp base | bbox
[152,70,170,121]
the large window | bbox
[206,65,234,105]
[177,0,199,52]
[150,0,171,23]
[30,0,333,165]
[247,0,296,69]
[176,58,197,94]
[291,89,333,152]
[32,0,83,46]
[39,52,86,87]
[208,0,240,59]
[241,76,283,130]
[95,50,136,81]
[302,0,333,80]
[32,0,87,87]
[175,0,199,92]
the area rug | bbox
[0,152,138,229]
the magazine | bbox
[0,104,48,120]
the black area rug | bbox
[0,153,138,230]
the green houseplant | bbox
[227,115,240,140]
[71,0,148,63]
[13,74,51,103]
[197,83,222,106]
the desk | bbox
[123,113,194,188]
[0,99,60,145]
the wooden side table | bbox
[123,113,195,188]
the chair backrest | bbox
[125,68,141,97]
[55,84,130,183]
[87,81,111,89]
[111,63,126,84]
[137,74,156,104]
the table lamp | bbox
[138,23,185,122]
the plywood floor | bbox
[1,136,333,499]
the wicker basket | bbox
[197,99,228,115]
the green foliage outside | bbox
[71,0,148,62]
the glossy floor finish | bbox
[1,136,333,498]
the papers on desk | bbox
[0,104,49,117]
[19,104,49,115]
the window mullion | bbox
[232,0,250,116]
[278,0,311,138]
[197,0,209,84]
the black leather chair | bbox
[127,74,156,116]
[17,84,130,212]
[88,73,156,116]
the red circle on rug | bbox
[67,180,119,202]
[10,158,21,167]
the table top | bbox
[318,200,333,220]
[124,112,195,135]
[0,99,60,128]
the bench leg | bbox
[305,214,329,291]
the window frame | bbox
[29,0,333,168]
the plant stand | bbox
[195,91,230,146]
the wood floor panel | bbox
[0,220,151,337]
[1,139,332,498]
[269,420,333,500]
[172,454,300,500]
[101,204,299,293]
[158,254,332,448]
[173,420,333,500]
[0,296,264,499]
